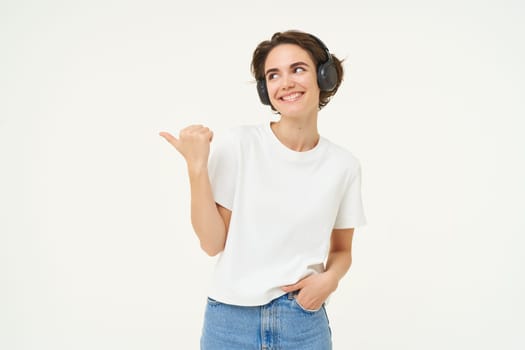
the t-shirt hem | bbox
[333,218,368,229]
[207,289,288,307]
[214,198,233,211]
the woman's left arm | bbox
[325,228,354,289]
[281,228,354,310]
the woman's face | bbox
[264,44,320,118]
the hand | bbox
[159,125,214,170]
[281,272,338,311]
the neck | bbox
[270,113,320,152]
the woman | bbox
[160,30,366,350]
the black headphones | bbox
[256,34,338,106]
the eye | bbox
[267,72,279,80]
[294,66,306,73]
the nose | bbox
[281,73,295,90]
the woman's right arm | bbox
[159,125,230,256]
[187,166,231,256]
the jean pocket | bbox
[293,297,323,313]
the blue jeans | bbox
[200,292,332,350]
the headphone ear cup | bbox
[317,59,338,91]
[257,79,271,105]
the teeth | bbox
[281,92,302,101]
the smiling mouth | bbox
[280,92,304,102]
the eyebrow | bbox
[265,61,311,77]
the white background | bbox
[1,0,524,349]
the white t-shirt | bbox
[207,122,366,306]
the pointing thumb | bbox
[159,131,179,148]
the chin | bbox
[277,105,317,119]
[276,108,300,118]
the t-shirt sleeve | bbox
[333,161,367,229]
[207,130,238,210]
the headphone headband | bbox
[307,34,333,65]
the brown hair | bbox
[251,30,344,111]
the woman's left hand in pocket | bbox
[281,271,338,311]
